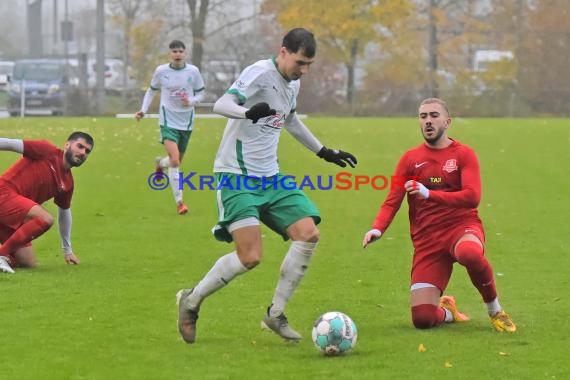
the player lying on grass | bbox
[362,98,516,333]
[0,132,94,274]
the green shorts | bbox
[159,126,192,154]
[212,173,321,243]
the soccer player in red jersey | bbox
[0,132,94,274]
[362,98,516,332]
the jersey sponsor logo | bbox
[415,161,428,169]
[442,159,458,173]
[262,113,285,130]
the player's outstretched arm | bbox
[317,147,358,168]
[58,207,79,265]
[362,229,382,248]
[284,113,323,152]
[0,138,24,153]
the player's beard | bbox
[423,127,445,146]
[64,149,85,167]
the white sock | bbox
[444,308,453,322]
[269,241,317,317]
[187,251,248,309]
[169,166,183,204]
[486,297,502,316]
[159,156,169,168]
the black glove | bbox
[245,102,277,123]
[317,146,358,168]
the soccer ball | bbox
[311,311,358,355]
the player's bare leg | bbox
[12,246,38,268]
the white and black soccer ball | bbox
[311,311,358,355]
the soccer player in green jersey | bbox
[135,40,205,215]
[176,28,358,344]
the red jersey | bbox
[372,140,481,243]
[0,140,74,208]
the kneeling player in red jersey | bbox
[362,98,516,333]
[0,132,94,274]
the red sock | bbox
[411,304,445,329]
[0,218,52,257]
[454,240,497,303]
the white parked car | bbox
[87,58,136,92]
[0,61,14,91]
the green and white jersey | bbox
[214,58,299,177]
[149,63,205,131]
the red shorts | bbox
[0,186,37,241]
[410,222,486,292]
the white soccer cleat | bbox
[0,256,15,274]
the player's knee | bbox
[241,257,260,269]
[12,253,37,268]
[411,304,440,329]
[40,214,54,227]
[19,257,37,268]
[297,226,320,243]
[454,241,485,271]
[238,251,261,269]
[169,158,180,167]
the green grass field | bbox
[0,116,567,380]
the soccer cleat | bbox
[177,202,189,215]
[0,256,15,274]
[439,295,470,322]
[261,307,302,341]
[491,310,516,332]
[176,289,199,343]
[154,156,164,183]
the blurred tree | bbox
[262,0,412,114]
[185,0,209,71]
[130,18,165,87]
[182,0,264,69]
[0,0,27,58]
[109,0,147,106]
[361,0,505,116]
[493,0,570,115]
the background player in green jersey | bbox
[135,40,205,215]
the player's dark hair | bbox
[420,98,450,117]
[67,131,94,148]
[282,28,316,58]
[169,40,186,50]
